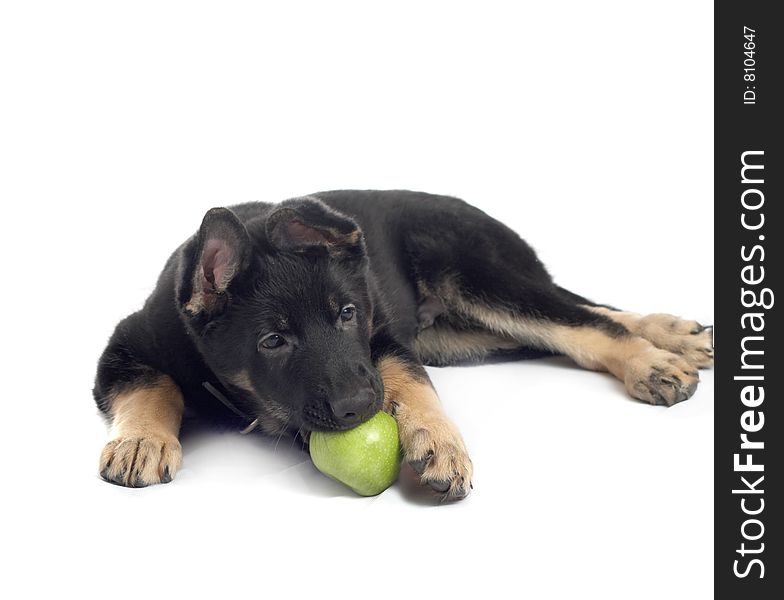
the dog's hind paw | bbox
[585,307,714,370]
[405,425,473,501]
[633,313,714,369]
[99,434,182,487]
[624,347,700,406]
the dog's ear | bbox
[266,198,365,259]
[179,207,251,316]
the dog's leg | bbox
[582,306,714,369]
[534,322,700,405]
[549,285,714,370]
[99,374,184,487]
[377,354,472,500]
[448,286,702,406]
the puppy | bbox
[94,190,713,499]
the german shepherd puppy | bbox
[94,190,713,499]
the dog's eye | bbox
[259,333,286,350]
[340,305,356,322]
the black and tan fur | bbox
[94,190,713,499]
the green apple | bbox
[309,411,402,496]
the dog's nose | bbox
[329,387,376,425]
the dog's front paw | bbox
[403,420,473,501]
[624,347,700,406]
[99,434,182,487]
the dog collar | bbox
[202,381,259,434]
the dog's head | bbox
[176,197,383,435]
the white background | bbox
[0,2,713,598]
